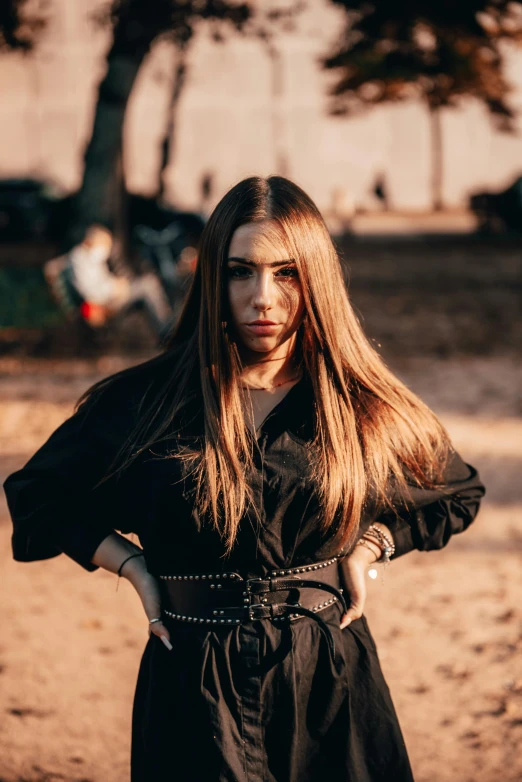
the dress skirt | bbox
[131,607,415,782]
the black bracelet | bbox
[117,551,145,578]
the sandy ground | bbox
[0,354,521,782]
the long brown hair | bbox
[81,176,449,555]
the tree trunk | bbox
[66,20,158,248]
[158,48,187,199]
[429,105,443,212]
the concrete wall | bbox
[1,0,521,218]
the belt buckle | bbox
[248,603,268,620]
[246,577,270,595]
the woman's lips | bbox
[245,322,280,335]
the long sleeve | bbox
[373,449,485,559]
[3,386,134,572]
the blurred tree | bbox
[323,1,522,210]
[71,0,298,247]
[71,0,250,246]
[0,0,46,51]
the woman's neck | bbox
[238,341,300,390]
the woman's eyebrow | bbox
[227,257,295,267]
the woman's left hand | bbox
[338,541,380,629]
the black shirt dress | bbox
[3,354,485,782]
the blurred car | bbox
[470,176,522,234]
[0,178,73,244]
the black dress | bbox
[3,354,485,782]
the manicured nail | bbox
[160,636,173,651]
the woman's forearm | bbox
[92,532,172,647]
[91,531,148,586]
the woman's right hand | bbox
[91,534,173,650]
[123,558,173,651]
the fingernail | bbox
[160,636,173,651]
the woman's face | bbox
[226,220,305,356]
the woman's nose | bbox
[252,270,273,310]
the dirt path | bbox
[1,355,521,782]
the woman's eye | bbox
[276,267,298,278]
[227,266,251,279]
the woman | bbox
[4,176,485,782]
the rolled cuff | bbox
[53,521,115,572]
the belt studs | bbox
[312,597,337,612]
[163,608,241,625]
[269,557,337,577]
[160,566,339,581]
[159,572,240,582]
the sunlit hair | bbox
[80,176,449,555]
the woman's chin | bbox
[241,335,279,353]
[236,328,296,357]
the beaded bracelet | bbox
[363,536,395,564]
[366,524,394,548]
[360,525,395,583]
[364,526,395,562]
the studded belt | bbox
[158,557,347,659]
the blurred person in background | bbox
[4,176,485,781]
